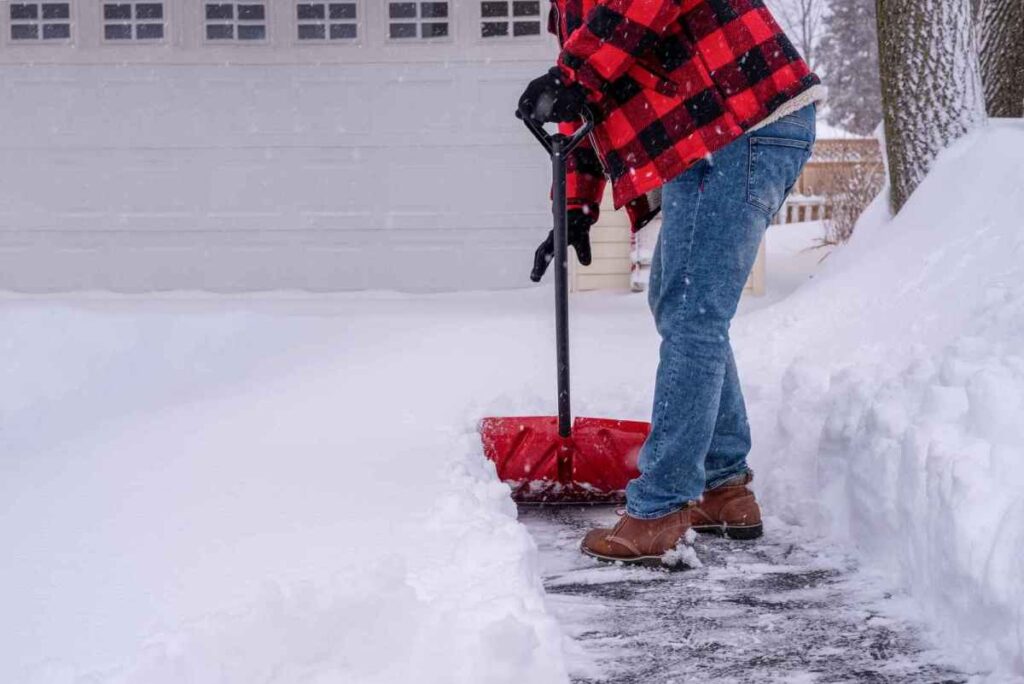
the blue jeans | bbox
[626,104,816,519]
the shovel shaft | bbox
[516,108,594,440]
[551,137,572,438]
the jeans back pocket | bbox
[746,136,813,217]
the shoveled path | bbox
[521,507,969,684]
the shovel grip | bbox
[518,107,595,156]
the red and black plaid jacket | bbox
[550,0,820,230]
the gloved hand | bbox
[517,67,587,124]
[531,209,595,282]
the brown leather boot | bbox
[580,507,694,569]
[691,471,763,540]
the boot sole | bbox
[692,522,763,540]
[580,546,694,571]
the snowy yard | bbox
[3,122,1024,682]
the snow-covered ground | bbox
[741,219,834,315]
[2,121,1022,682]
[1,296,573,683]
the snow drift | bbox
[0,302,569,683]
[738,120,1024,676]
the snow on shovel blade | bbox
[479,416,650,504]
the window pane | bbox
[422,21,447,36]
[237,24,266,39]
[389,22,416,38]
[238,4,265,20]
[136,3,164,19]
[420,2,447,18]
[389,3,415,18]
[297,3,325,20]
[481,21,508,37]
[206,23,234,39]
[330,22,356,39]
[11,24,40,39]
[481,2,507,17]
[206,3,233,20]
[136,22,164,39]
[42,3,70,19]
[105,23,132,39]
[10,4,39,20]
[329,3,356,20]
[512,20,540,35]
[42,22,71,39]
[104,4,132,20]
[298,23,326,39]
[512,1,538,16]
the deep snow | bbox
[2,121,1023,681]
[1,298,571,683]
[738,120,1024,677]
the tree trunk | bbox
[978,0,1024,117]
[876,0,987,213]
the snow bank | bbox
[737,120,1024,675]
[0,300,569,683]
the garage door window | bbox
[205,2,266,41]
[388,1,448,40]
[103,2,164,41]
[9,2,72,41]
[481,0,540,38]
[296,2,358,41]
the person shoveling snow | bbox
[514,0,825,568]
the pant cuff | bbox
[704,467,752,492]
[625,502,691,520]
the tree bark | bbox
[876,0,987,213]
[977,0,1024,117]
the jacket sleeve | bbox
[560,120,606,223]
[556,0,689,99]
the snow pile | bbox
[661,528,702,569]
[737,120,1024,675]
[0,302,569,683]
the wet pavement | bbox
[521,506,970,684]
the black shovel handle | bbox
[517,106,595,155]
[518,107,595,438]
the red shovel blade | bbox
[479,416,650,504]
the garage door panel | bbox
[382,146,549,228]
[471,71,543,135]
[0,61,563,290]
[290,79,374,137]
[0,146,552,234]
[1,77,79,144]
[374,77,460,136]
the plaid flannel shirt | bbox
[550,0,820,230]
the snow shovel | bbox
[479,107,651,504]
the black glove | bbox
[531,209,595,282]
[517,67,587,124]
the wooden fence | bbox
[571,136,884,294]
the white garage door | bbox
[0,0,560,292]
